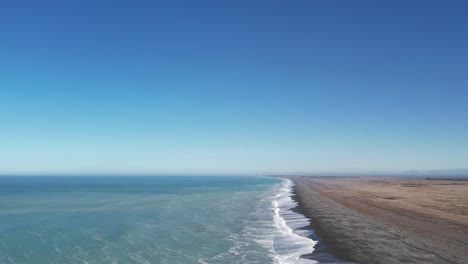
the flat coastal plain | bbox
[286,176,468,264]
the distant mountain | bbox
[267,168,468,178]
[403,168,468,176]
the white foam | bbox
[271,179,318,264]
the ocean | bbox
[0,176,317,264]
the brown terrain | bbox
[286,176,468,264]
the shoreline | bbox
[289,179,362,263]
[275,178,351,264]
[284,176,468,264]
[290,184,354,264]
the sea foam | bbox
[270,179,318,264]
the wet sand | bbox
[285,176,468,264]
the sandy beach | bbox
[285,176,468,264]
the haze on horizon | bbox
[1,1,467,176]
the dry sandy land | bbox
[286,176,468,264]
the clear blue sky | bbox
[1,1,467,175]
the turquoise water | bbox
[0,176,316,263]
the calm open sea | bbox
[0,176,316,264]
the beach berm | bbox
[286,176,468,264]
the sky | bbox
[1,0,467,175]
